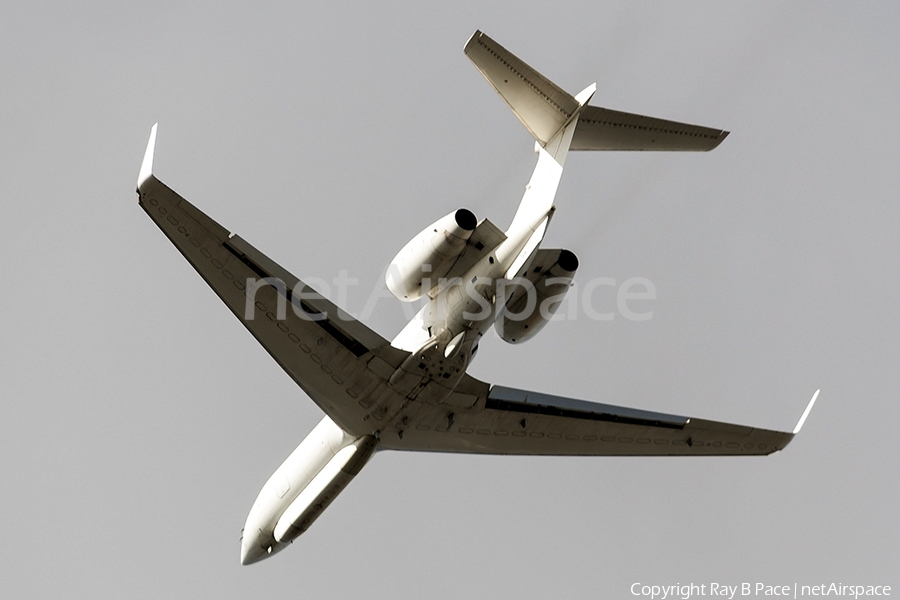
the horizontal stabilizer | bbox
[466,30,729,152]
[465,30,579,146]
[572,105,728,151]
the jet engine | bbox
[386,209,477,301]
[494,249,578,344]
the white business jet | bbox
[136,31,818,565]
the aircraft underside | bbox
[135,30,817,565]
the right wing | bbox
[379,376,818,456]
[135,125,409,437]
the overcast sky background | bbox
[2,2,897,598]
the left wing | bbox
[379,376,818,456]
[135,125,409,437]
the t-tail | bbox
[464,30,729,248]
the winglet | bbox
[574,83,597,107]
[137,123,158,192]
[792,389,820,434]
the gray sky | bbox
[2,2,897,598]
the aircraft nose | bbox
[240,529,274,566]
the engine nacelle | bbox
[494,249,578,344]
[386,208,477,301]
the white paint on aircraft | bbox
[135,30,816,566]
